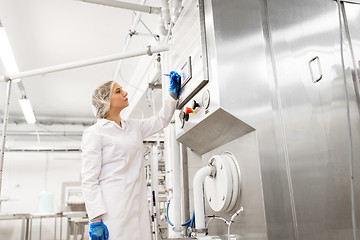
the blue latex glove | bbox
[89,220,109,240]
[167,71,181,99]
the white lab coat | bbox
[81,96,177,240]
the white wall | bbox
[0,151,82,240]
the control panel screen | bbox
[181,57,192,88]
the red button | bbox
[185,107,193,114]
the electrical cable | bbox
[166,201,195,227]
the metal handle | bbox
[309,56,323,83]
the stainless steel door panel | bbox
[207,1,297,239]
[267,0,355,239]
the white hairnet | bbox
[92,81,115,118]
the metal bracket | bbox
[187,227,208,237]
[146,45,153,56]
[208,158,217,179]
[0,75,11,82]
[128,30,136,37]
[148,83,162,90]
[195,228,208,234]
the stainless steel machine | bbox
[171,0,360,239]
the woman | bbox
[81,72,181,240]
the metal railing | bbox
[0,211,88,240]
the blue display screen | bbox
[180,57,192,88]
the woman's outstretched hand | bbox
[167,71,181,99]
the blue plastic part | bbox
[89,220,109,240]
[167,71,181,99]
[166,201,195,229]
[166,201,174,226]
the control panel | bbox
[176,56,208,109]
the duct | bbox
[75,0,161,15]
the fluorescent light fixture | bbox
[0,23,36,124]
[19,98,36,124]
[0,25,19,75]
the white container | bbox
[38,191,54,213]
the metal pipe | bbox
[180,143,190,233]
[112,0,146,82]
[170,0,182,23]
[161,0,171,26]
[170,121,182,236]
[75,0,161,14]
[0,45,170,82]
[151,145,159,240]
[0,79,12,209]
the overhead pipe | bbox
[75,0,161,15]
[0,44,170,82]
[112,0,147,82]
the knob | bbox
[192,100,200,110]
[185,107,193,114]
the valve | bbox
[179,111,189,128]
[192,100,200,110]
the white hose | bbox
[193,166,212,236]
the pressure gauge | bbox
[202,89,210,109]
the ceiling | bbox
[0,0,163,126]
